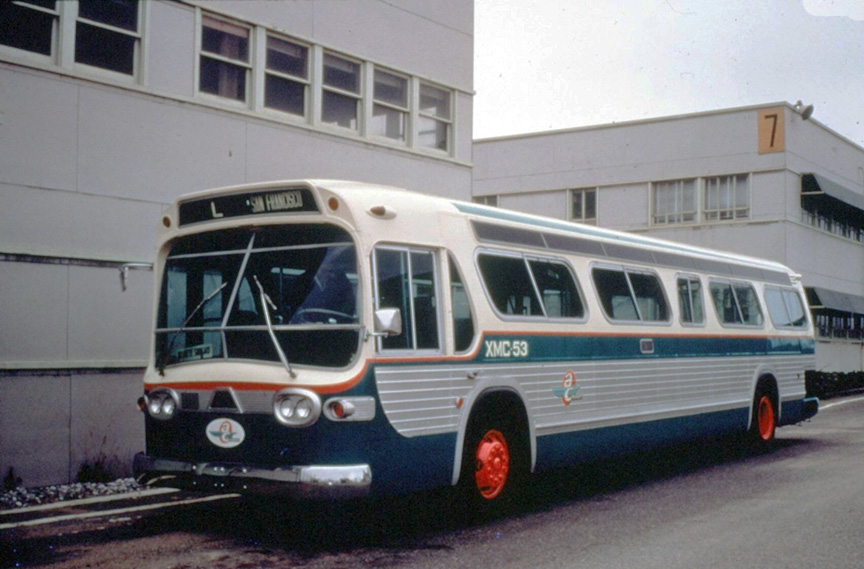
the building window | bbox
[322,53,361,130]
[472,195,498,207]
[418,83,451,152]
[200,16,250,102]
[704,174,749,221]
[264,35,308,117]
[570,188,597,224]
[75,0,139,75]
[0,0,58,56]
[371,69,408,142]
[652,179,697,225]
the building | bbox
[0,0,473,486]
[474,102,864,375]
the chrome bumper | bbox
[133,453,371,500]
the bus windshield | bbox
[155,224,360,370]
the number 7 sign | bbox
[758,108,785,154]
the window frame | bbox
[263,33,310,118]
[764,285,809,330]
[320,51,363,132]
[74,0,141,78]
[418,81,452,153]
[372,244,443,354]
[708,278,765,328]
[198,14,252,104]
[448,253,477,354]
[676,274,706,327]
[703,174,750,221]
[570,187,597,225]
[651,178,697,225]
[371,66,410,144]
[591,263,672,325]
[475,249,588,323]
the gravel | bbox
[0,478,143,510]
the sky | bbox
[473,0,864,146]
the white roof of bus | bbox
[178,179,794,277]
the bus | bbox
[133,179,819,503]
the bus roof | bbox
[173,179,797,282]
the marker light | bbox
[273,388,321,427]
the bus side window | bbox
[677,275,705,325]
[374,247,440,351]
[449,254,475,352]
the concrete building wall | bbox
[0,0,473,487]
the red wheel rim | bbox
[757,395,775,441]
[475,430,510,500]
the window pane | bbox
[411,251,439,349]
[449,256,475,352]
[420,84,450,119]
[629,271,668,321]
[322,91,358,129]
[478,255,543,316]
[266,36,307,78]
[75,22,135,74]
[418,116,448,151]
[265,74,305,115]
[202,16,248,61]
[374,70,407,107]
[733,283,763,326]
[376,249,413,350]
[323,54,359,93]
[572,191,583,220]
[78,0,137,31]
[584,189,597,219]
[200,57,246,100]
[0,2,54,55]
[529,260,584,318]
[593,268,638,321]
[371,104,405,140]
[678,277,705,324]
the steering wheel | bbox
[292,308,356,324]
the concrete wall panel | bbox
[0,264,68,364]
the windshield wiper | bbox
[158,282,228,376]
[253,275,297,379]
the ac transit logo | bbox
[552,370,582,406]
[206,418,246,448]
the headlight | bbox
[273,388,321,427]
[146,389,179,421]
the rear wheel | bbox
[748,382,777,450]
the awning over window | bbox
[801,173,864,218]
[807,287,864,314]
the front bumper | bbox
[133,453,371,500]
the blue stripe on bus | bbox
[535,407,750,470]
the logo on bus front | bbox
[206,418,246,448]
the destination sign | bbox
[178,188,318,226]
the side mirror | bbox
[373,308,402,337]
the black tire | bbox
[457,397,529,514]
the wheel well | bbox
[452,388,532,485]
[754,374,779,415]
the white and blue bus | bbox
[134,180,818,503]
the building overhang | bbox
[806,287,864,314]
[801,174,864,225]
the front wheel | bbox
[458,404,528,511]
